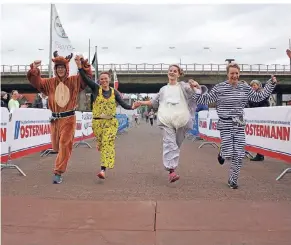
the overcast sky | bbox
[1,3,291,66]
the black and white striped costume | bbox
[193,80,276,185]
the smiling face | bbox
[56,65,66,78]
[226,63,240,85]
[167,65,180,81]
[251,83,259,91]
[11,90,19,100]
[99,73,110,89]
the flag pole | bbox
[48,4,53,78]
[88,38,91,64]
[95,46,98,82]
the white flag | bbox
[51,4,77,75]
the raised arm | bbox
[247,76,277,102]
[75,55,96,91]
[78,68,98,91]
[26,61,51,94]
[115,90,134,110]
[190,81,219,105]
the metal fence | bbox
[1,63,291,75]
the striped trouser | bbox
[220,126,245,184]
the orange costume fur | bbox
[27,51,92,175]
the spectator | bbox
[1,91,10,108]
[8,90,20,112]
[249,80,270,162]
[32,92,48,109]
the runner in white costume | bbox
[135,64,206,183]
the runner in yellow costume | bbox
[75,56,137,179]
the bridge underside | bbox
[2,83,291,94]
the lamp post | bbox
[225,58,235,64]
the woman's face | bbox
[251,83,259,91]
[12,91,19,100]
[227,67,240,83]
[168,66,180,80]
[3,94,7,100]
[99,74,110,88]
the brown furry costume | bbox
[27,51,92,175]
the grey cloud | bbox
[1,4,291,67]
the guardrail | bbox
[1,63,291,75]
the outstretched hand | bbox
[270,75,278,84]
[132,101,142,109]
[189,79,201,90]
[32,60,41,69]
[286,49,291,59]
[74,55,83,68]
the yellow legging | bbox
[92,118,118,169]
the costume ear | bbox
[65,53,73,61]
[53,51,59,58]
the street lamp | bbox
[225,58,235,64]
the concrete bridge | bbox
[1,64,291,97]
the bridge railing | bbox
[1,63,291,75]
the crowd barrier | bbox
[187,113,200,138]
[196,106,291,180]
[0,108,129,175]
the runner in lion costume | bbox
[27,51,92,184]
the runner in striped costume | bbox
[190,63,277,189]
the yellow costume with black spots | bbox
[78,69,133,172]
[92,87,118,168]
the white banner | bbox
[82,112,93,137]
[74,111,83,138]
[0,108,10,160]
[51,4,77,75]
[10,108,52,156]
[198,106,291,162]
[197,110,209,137]
[244,107,291,157]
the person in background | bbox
[148,109,155,126]
[248,80,270,162]
[1,91,10,108]
[133,113,139,125]
[144,111,149,123]
[32,92,49,109]
[8,90,20,112]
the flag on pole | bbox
[51,4,77,75]
[113,66,119,90]
[91,53,96,67]
[91,51,99,84]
